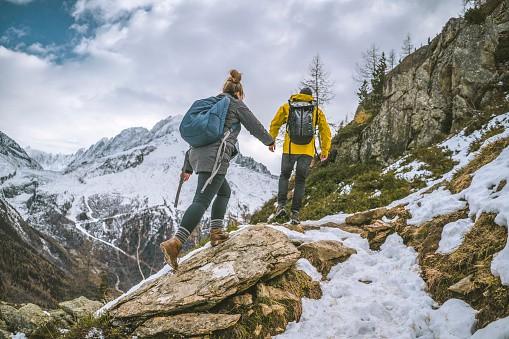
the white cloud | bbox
[0,0,463,173]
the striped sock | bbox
[210,219,224,230]
[174,227,191,244]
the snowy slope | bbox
[25,147,75,172]
[0,131,41,180]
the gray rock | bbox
[0,303,52,334]
[448,274,476,295]
[345,208,388,225]
[109,226,300,319]
[231,293,253,306]
[0,304,23,332]
[59,296,103,319]
[0,329,11,339]
[298,240,357,279]
[133,313,241,337]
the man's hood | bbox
[289,93,314,102]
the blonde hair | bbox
[222,69,244,100]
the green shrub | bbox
[468,124,505,153]
[403,146,457,178]
[465,7,486,24]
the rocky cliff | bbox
[332,0,509,164]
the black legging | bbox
[277,154,312,212]
[180,172,231,234]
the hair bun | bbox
[228,69,242,84]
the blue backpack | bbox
[179,95,231,147]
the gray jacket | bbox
[183,93,274,175]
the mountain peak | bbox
[0,131,42,175]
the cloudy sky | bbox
[0,0,463,173]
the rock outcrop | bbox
[333,0,509,165]
[109,226,301,319]
[102,226,322,338]
[0,297,102,337]
[298,240,357,279]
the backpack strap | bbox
[201,129,232,193]
[286,100,292,155]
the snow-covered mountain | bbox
[0,131,41,181]
[26,147,75,172]
[0,115,277,302]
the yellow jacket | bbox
[269,93,332,157]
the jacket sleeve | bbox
[317,108,332,157]
[269,104,288,140]
[182,149,193,174]
[237,101,274,146]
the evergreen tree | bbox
[356,80,369,105]
[370,52,387,113]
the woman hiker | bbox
[160,69,275,270]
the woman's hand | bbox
[181,172,191,182]
[268,143,276,152]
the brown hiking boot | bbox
[160,237,182,270]
[210,228,229,247]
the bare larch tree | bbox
[300,54,335,107]
[354,44,380,85]
[401,33,414,58]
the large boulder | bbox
[133,313,242,337]
[345,208,388,226]
[298,240,357,279]
[0,302,53,334]
[59,296,103,319]
[109,226,300,319]
[0,329,10,339]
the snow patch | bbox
[296,258,322,282]
[277,234,436,338]
[429,299,477,339]
[406,187,466,226]
[471,316,509,339]
[301,212,349,226]
[437,218,474,254]
[459,146,509,284]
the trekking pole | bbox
[174,176,184,208]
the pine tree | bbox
[300,54,335,107]
[401,33,414,58]
[356,80,369,105]
[370,52,387,113]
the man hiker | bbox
[269,87,332,224]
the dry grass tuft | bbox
[448,137,509,193]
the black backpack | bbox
[287,100,317,145]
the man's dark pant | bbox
[278,154,313,212]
